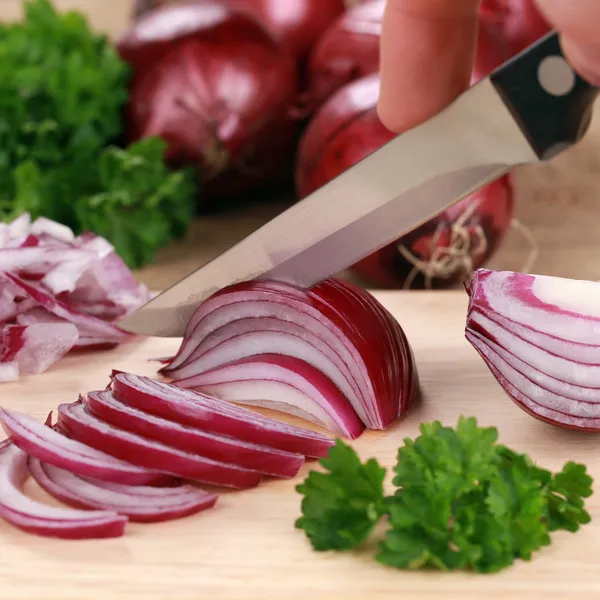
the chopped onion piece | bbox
[111,372,334,458]
[0,362,18,382]
[0,408,164,485]
[466,268,600,431]
[0,442,127,539]
[175,353,365,438]
[1,323,78,374]
[86,389,305,478]
[28,457,218,523]
[57,401,263,489]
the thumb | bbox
[534,0,600,84]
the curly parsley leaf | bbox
[295,439,387,551]
[295,417,593,574]
[75,138,197,269]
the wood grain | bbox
[1,291,600,600]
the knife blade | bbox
[119,31,598,337]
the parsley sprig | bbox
[296,417,593,573]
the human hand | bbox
[377,0,600,133]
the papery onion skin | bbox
[465,268,600,431]
[0,442,127,540]
[57,400,263,489]
[111,372,335,458]
[86,388,305,478]
[295,73,514,289]
[28,457,218,523]
[119,2,300,203]
[163,277,418,432]
[306,0,384,109]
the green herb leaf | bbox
[75,138,198,269]
[295,439,387,551]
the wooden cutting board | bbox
[1,290,599,600]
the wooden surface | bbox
[2,291,600,600]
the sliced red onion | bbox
[466,268,600,431]
[56,401,263,489]
[1,323,78,374]
[0,362,18,382]
[29,217,76,243]
[2,273,129,341]
[0,408,164,485]
[111,372,334,458]
[28,457,218,523]
[86,389,305,478]
[0,442,127,539]
[163,278,418,431]
[175,353,365,438]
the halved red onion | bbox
[28,457,218,523]
[0,442,127,539]
[86,389,305,478]
[174,353,365,438]
[111,372,334,457]
[162,278,418,432]
[57,400,263,489]
[1,323,78,374]
[465,268,600,430]
[0,408,164,485]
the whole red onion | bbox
[475,0,551,78]
[306,0,384,110]
[131,0,346,66]
[118,2,300,203]
[295,74,514,289]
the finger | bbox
[535,0,600,84]
[377,0,480,133]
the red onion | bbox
[295,74,514,289]
[130,0,346,65]
[161,277,418,434]
[118,2,300,202]
[306,0,383,109]
[111,372,334,457]
[0,441,127,539]
[477,0,552,78]
[466,269,600,431]
[28,457,218,523]
[0,214,149,381]
[0,408,164,485]
[57,400,264,489]
[86,388,305,478]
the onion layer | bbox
[0,408,164,485]
[466,269,600,431]
[57,400,263,489]
[111,372,334,457]
[119,1,300,202]
[295,73,514,289]
[28,457,218,523]
[0,442,126,539]
[161,277,418,433]
[86,388,305,478]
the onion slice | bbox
[162,278,418,432]
[0,442,127,539]
[0,408,164,485]
[466,268,600,431]
[111,372,334,458]
[57,400,263,489]
[86,389,305,478]
[28,457,218,523]
[174,353,365,438]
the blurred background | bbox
[2,0,600,292]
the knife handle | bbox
[490,31,599,160]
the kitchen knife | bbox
[119,31,598,338]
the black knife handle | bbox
[490,31,599,160]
